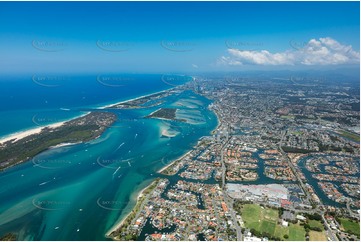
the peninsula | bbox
[0,112,117,170]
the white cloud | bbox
[192,64,199,68]
[219,37,359,66]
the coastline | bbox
[0,88,176,145]
[0,121,65,144]
[98,88,175,110]
[157,150,192,173]
[105,90,218,239]
[0,76,191,146]
[105,179,157,239]
[0,112,90,145]
[157,100,219,174]
[210,105,221,134]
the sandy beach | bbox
[106,149,193,238]
[0,112,91,145]
[157,150,192,173]
[0,121,66,145]
[49,142,82,149]
[105,180,157,238]
[98,89,170,110]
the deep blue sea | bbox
[0,74,191,137]
[0,74,218,240]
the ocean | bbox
[0,74,218,240]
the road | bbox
[219,135,243,241]
[346,199,358,218]
[279,129,338,241]
[279,130,311,202]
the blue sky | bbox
[0,1,359,74]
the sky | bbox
[0,1,359,74]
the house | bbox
[296,215,306,221]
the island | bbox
[145,108,186,122]
[0,112,117,170]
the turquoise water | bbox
[0,74,192,138]
[0,83,217,240]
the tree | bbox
[304,224,310,230]
[278,207,284,218]
[284,234,289,239]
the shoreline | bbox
[105,92,217,239]
[0,121,65,145]
[0,75,191,144]
[105,179,157,238]
[0,86,178,145]
[157,150,192,174]
[98,88,175,110]
[0,112,90,145]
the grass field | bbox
[288,223,306,241]
[240,204,306,240]
[339,218,360,236]
[309,231,327,241]
[308,219,324,230]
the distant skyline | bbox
[0,1,359,74]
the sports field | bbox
[309,231,327,241]
[339,218,360,236]
[241,204,306,240]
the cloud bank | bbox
[219,37,359,66]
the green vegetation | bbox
[146,108,179,121]
[338,218,360,237]
[308,219,324,231]
[305,213,322,221]
[288,223,306,241]
[110,91,169,109]
[238,204,306,241]
[0,112,117,170]
[110,179,160,240]
[309,231,327,241]
[338,130,360,142]
[281,146,313,154]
